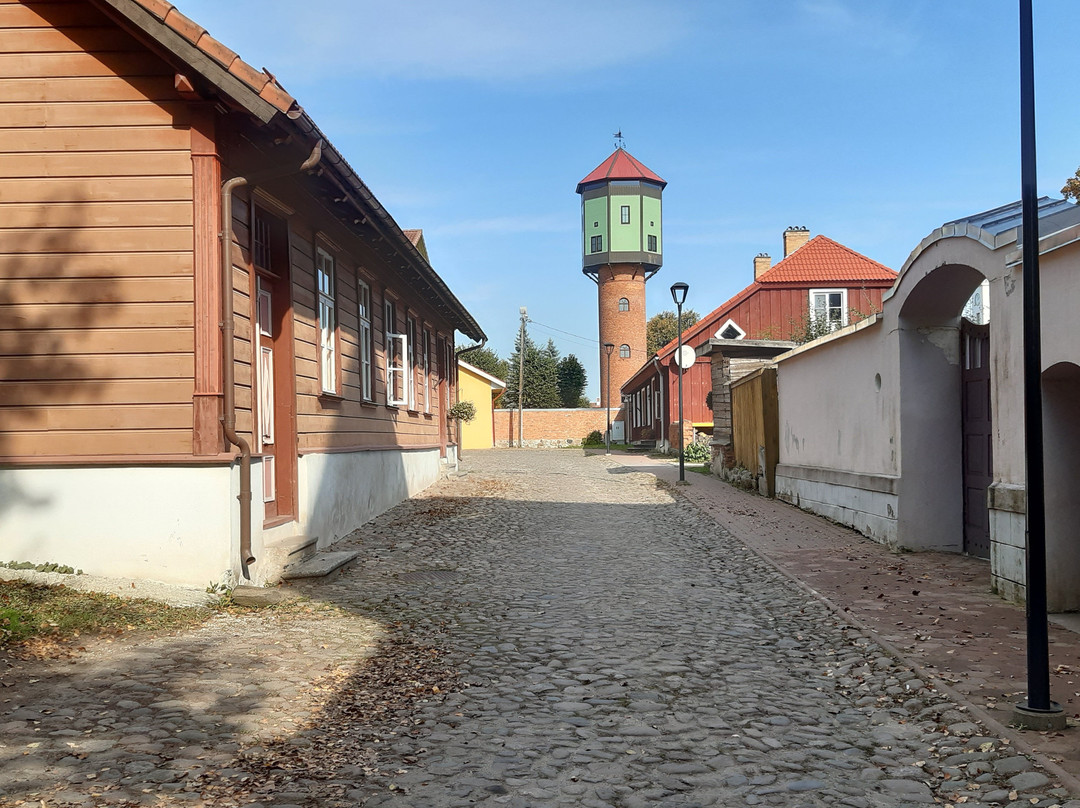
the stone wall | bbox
[494,408,609,448]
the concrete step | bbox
[265,534,317,561]
[281,550,359,581]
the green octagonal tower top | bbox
[577,146,666,280]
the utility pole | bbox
[517,307,527,448]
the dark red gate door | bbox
[961,319,992,559]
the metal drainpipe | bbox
[454,340,487,465]
[219,144,323,576]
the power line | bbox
[526,318,598,348]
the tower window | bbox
[593,221,599,228]
[590,235,603,253]
[618,297,629,312]
[620,205,630,224]
[619,344,630,358]
[647,234,657,252]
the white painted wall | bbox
[297,448,442,549]
[0,465,234,587]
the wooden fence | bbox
[730,366,779,496]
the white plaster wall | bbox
[1042,245,1080,370]
[0,465,234,587]
[776,318,898,477]
[298,448,441,549]
[775,472,898,545]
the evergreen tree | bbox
[459,344,509,381]
[503,331,562,409]
[556,354,587,408]
[646,309,701,356]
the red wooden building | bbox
[621,228,897,447]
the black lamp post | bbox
[1013,0,1064,730]
[604,342,615,454]
[670,282,689,484]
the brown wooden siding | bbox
[0,0,195,461]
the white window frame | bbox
[387,332,408,407]
[422,327,431,413]
[316,247,337,394]
[406,316,417,409]
[809,288,847,332]
[384,298,396,405]
[715,318,746,340]
[357,279,373,401]
[618,297,629,312]
[619,344,630,359]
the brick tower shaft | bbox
[597,264,647,408]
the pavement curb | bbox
[621,458,1080,800]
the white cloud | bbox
[178,0,690,83]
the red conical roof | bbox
[576,148,666,193]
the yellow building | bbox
[458,360,507,450]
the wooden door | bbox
[252,208,297,524]
[961,320,991,559]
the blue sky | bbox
[174,0,1080,399]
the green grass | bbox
[0,579,211,652]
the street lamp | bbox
[603,342,615,454]
[670,282,689,484]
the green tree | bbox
[556,354,587,408]
[503,331,561,409]
[1062,166,1080,202]
[646,309,700,356]
[459,344,508,381]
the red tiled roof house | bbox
[620,228,897,448]
[0,0,485,587]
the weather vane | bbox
[613,130,625,150]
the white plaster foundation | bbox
[297,447,444,550]
[0,465,234,587]
[775,464,899,546]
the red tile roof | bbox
[130,0,298,115]
[576,148,666,192]
[645,236,895,363]
[757,235,896,284]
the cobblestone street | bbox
[2,449,1076,807]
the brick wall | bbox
[494,408,609,448]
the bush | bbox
[682,442,711,463]
[582,429,604,447]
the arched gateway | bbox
[774,198,1080,608]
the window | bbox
[422,328,431,412]
[253,214,272,272]
[716,318,746,340]
[386,333,407,406]
[620,205,630,225]
[619,344,630,359]
[316,247,337,394]
[384,298,404,406]
[407,316,417,408]
[647,234,657,252]
[590,235,603,253]
[357,279,373,400]
[809,289,847,332]
[618,297,629,312]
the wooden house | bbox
[0,0,485,587]
[620,228,896,448]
